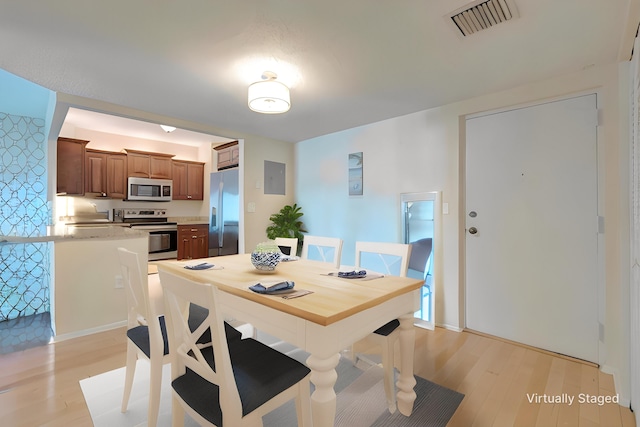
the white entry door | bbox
[465,94,599,363]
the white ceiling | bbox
[0,0,636,143]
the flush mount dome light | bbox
[248,71,290,114]
[160,125,176,133]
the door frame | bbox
[400,191,442,330]
[460,91,605,364]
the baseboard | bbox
[435,322,463,332]
[53,321,127,343]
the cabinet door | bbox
[127,153,150,177]
[85,151,107,194]
[193,224,209,258]
[187,162,204,200]
[217,147,232,169]
[177,224,209,260]
[177,226,193,260]
[171,161,189,200]
[107,153,127,199]
[231,146,240,165]
[172,161,204,200]
[150,156,172,179]
[57,137,88,195]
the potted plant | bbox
[266,203,307,255]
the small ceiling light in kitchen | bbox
[160,125,176,133]
[248,71,290,114]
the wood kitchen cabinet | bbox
[213,141,239,170]
[85,149,128,198]
[172,160,204,200]
[126,149,174,179]
[106,152,128,199]
[177,224,209,260]
[57,137,89,195]
[85,149,107,194]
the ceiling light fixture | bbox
[160,125,176,133]
[248,71,290,114]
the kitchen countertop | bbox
[171,216,208,225]
[0,225,148,244]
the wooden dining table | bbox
[154,253,424,427]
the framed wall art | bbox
[348,152,363,196]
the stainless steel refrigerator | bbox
[209,169,239,256]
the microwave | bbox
[127,177,173,202]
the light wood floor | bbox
[0,326,635,427]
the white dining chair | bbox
[118,248,242,427]
[274,237,298,256]
[118,247,168,427]
[352,241,412,414]
[301,235,343,268]
[159,268,312,427]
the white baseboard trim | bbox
[436,322,463,332]
[53,321,127,343]
[600,364,631,407]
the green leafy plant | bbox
[266,204,307,252]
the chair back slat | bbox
[301,235,343,268]
[274,237,298,256]
[354,241,412,277]
[118,248,151,327]
[159,269,243,418]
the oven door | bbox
[132,224,178,260]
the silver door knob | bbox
[469,227,478,235]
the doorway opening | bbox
[401,192,439,329]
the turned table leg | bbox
[396,313,417,415]
[306,352,341,427]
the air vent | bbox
[448,0,519,37]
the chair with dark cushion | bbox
[159,268,312,427]
[118,248,241,427]
[352,241,412,414]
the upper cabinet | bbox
[106,152,128,199]
[172,160,204,200]
[214,141,239,170]
[125,149,174,179]
[57,142,205,200]
[57,137,89,195]
[85,149,128,199]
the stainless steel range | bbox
[115,208,178,260]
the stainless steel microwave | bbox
[127,177,173,202]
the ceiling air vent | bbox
[448,0,519,37]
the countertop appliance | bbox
[127,177,173,202]
[116,208,178,260]
[209,169,239,256]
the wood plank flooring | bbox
[0,326,635,426]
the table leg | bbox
[306,352,340,427]
[396,313,417,415]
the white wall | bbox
[295,62,631,399]
[243,136,296,252]
[53,235,148,338]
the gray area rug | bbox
[264,361,464,427]
[81,333,463,426]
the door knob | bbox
[468,227,478,235]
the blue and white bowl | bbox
[251,250,281,271]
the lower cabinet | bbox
[177,224,209,260]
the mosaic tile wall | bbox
[0,112,51,321]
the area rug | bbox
[81,340,463,427]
